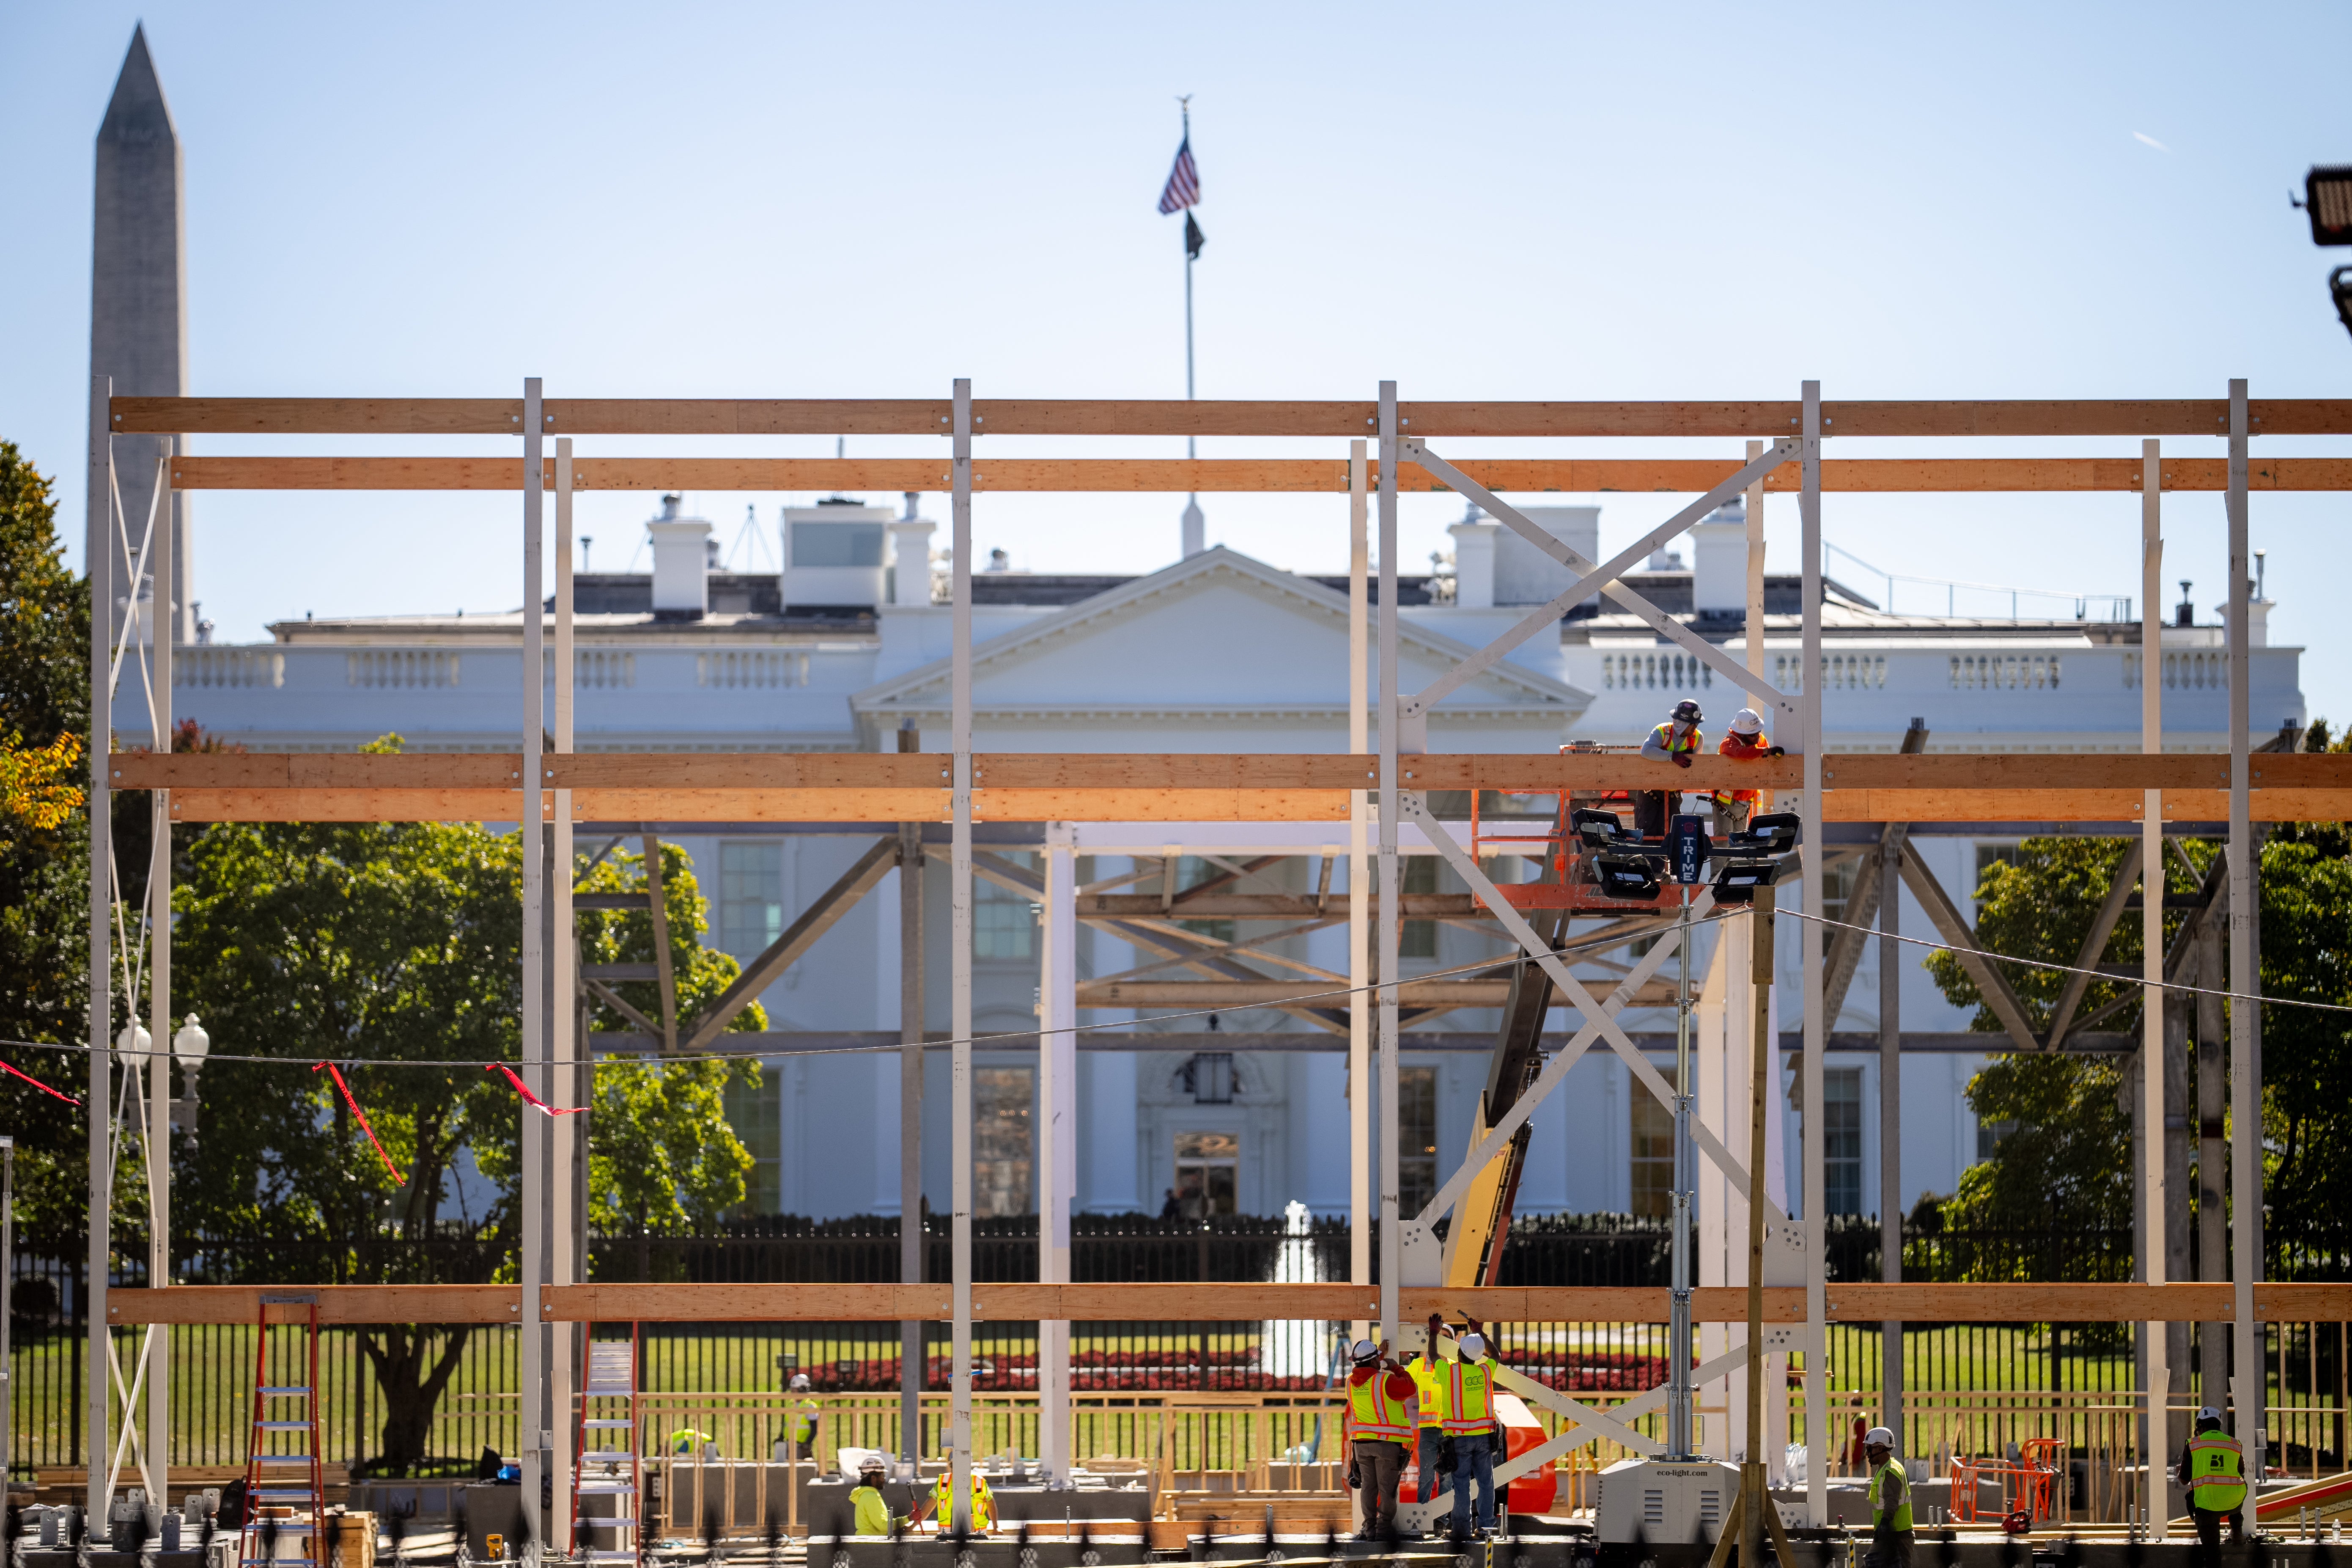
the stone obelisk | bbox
[91,24,191,644]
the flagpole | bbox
[1178,96,1204,557]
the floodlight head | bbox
[172,1015,211,1068]
[2307,166,2352,246]
[2333,266,2352,342]
[1592,852,1663,901]
[1570,807,1625,850]
[1727,811,1801,857]
[1710,855,1792,904]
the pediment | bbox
[852,548,1590,719]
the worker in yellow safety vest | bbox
[1406,1313,1453,1507]
[1342,1338,1413,1539]
[1441,1329,1503,1540]
[1636,699,1705,836]
[909,1449,996,1535]
[1861,1426,1913,1568]
[2179,1406,2248,1567]
[849,1458,909,1537]
[785,1373,820,1460]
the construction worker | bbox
[1636,699,1705,837]
[2179,1407,2248,1566]
[1342,1338,1413,1539]
[786,1373,820,1461]
[909,1448,996,1535]
[849,1457,908,1537]
[1407,1313,1454,1506]
[1861,1426,1913,1568]
[1442,1329,1502,1540]
[1714,708,1784,832]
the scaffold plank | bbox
[162,453,2352,494]
[114,395,2352,439]
[95,1280,2346,1325]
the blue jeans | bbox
[1449,1431,1496,1535]
[1417,1428,1444,1503]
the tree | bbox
[0,442,95,1251]
[171,752,765,1472]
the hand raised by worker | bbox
[1674,752,1693,769]
[1765,745,1785,758]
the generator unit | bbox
[1593,1457,1744,1545]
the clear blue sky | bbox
[5,2,2348,725]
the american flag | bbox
[1157,135,1200,213]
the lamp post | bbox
[170,1016,209,1145]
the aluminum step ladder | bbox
[239,1294,327,1568]
[570,1326,643,1567]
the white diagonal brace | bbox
[1490,1346,1753,1483]
[1406,796,1776,1207]
[1404,439,1798,718]
[1409,897,1696,1227]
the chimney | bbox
[1447,508,1500,609]
[887,496,936,607]
[782,501,892,608]
[1690,502,1747,619]
[1495,505,1603,611]
[648,495,712,618]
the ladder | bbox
[571,1325,644,1567]
[239,1294,327,1568]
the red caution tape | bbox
[486,1062,586,1116]
[1,1059,80,1106]
[313,1063,406,1185]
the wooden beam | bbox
[116,395,2352,440]
[96,1280,2352,1325]
[1896,849,2043,1053]
[159,453,2352,495]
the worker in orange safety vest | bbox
[1714,707,1784,832]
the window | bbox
[1976,1116,2019,1162]
[1630,1087,1675,1218]
[974,1067,1034,1216]
[723,1067,782,1214]
[1174,1131,1239,1218]
[1822,856,1861,929]
[1401,856,1439,959]
[974,852,1037,960]
[1398,1067,1438,1216]
[1824,1068,1863,1215]
[1974,844,2023,909]
[719,842,786,962]
[790,521,884,567]
[1169,857,1237,946]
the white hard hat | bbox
[2197,1406,2222,1423]
[1864,1427,1896,1449]
[1457,1334,1487,1361]
[1350,1338,1380,1364]
[1730,709,1765,736]
[789,1373,813,1390]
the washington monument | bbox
[91,24,192,644]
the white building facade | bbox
[173,497,2305,1227]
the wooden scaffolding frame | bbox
[85,383,2352,1536]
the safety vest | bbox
[669,1427,711,1454]
[1868,1458,1913,1532]
[1716,733,1772,805]
[1408,1356,1446,1428]
[1649,722,1701,760]
[1441,1357,1496,1433]
[791,1398,819,1444]
[2187,1433,2247,1513]
[930,1471,995,1530]
[851,1485,897,1537]
[1347,1371,1411,1442]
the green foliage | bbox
[1943,1053,2132,1233]
[0,442,93,1248]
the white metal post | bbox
[2225,379,2261,1478]
[146,436,173,1510]
[948,377,975,1530]
[1744,440,1766,684]
[551,436,576,1551]
[1038,823,1077,1477]
[1348,439,1370,1333]
[1798,382,1827,1525]
[86,376,114,1521]
[2139,437,2169,1531]
[519,377,546,1552]
[1375,384,1401,1346]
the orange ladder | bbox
[570,1325,643,1567]
[239,1294,327,1568]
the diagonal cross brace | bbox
[1896,848,2041,1054]
[680,837,899,1051]
[1405,797,1777,1212]
[1403,439,1800,723]
[1490,1345,1754,1485]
